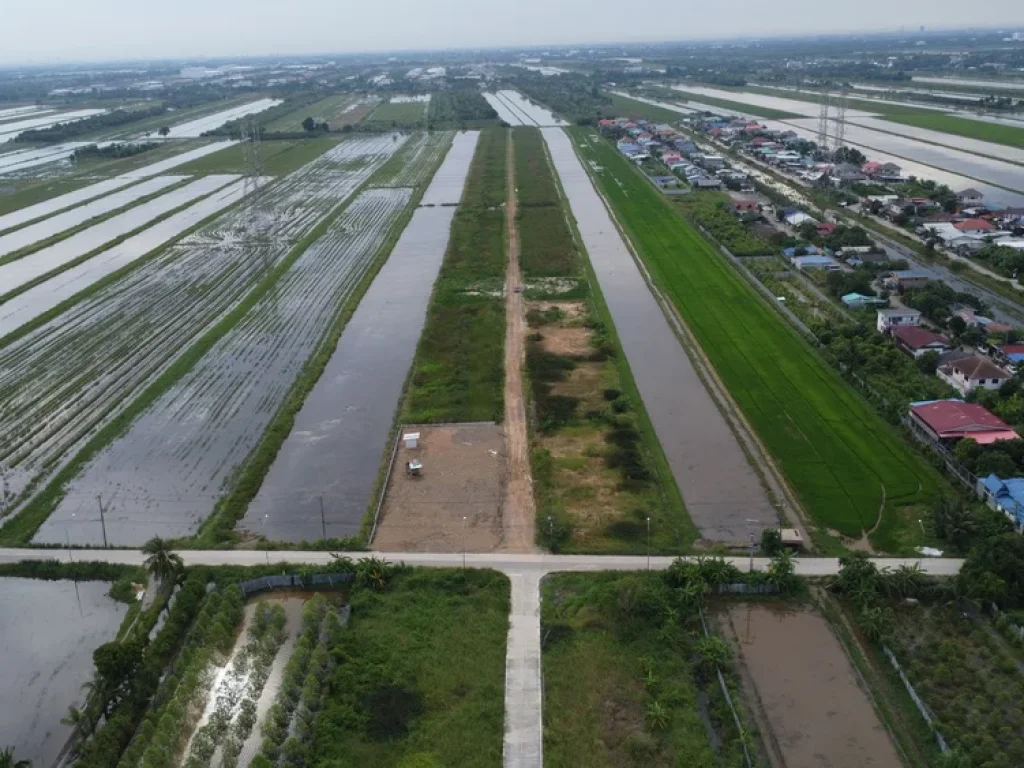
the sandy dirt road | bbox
[501,130,537,553]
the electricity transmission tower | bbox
[833,86,848,152]
[817,90,831,152]
[240,119,274,273]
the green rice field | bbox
[882,112,1024,150]
[567,127,947,552]
[263,95,355,132]
[671,88,801,119]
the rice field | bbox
[30,139,410,545]
[163,99,282,138]
[365,99,429,126]
[0,175,236,296]
[0,109,106,141]
[263,95,355,132]
[369,130,455,188]
[483,90,568,127]
[0,136,402,543]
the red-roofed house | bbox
[955,218,996,235]
[816,222,837,237]
[891,326,950,358]
[909,400,1019,445]
[862,161,881,175]
[938,355,1012,396]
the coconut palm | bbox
[60,704,93,739]
[0,747,31,768]
[142,537,183,585]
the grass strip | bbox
[192,134,457,549]
[881,111,1024,151]
[670,88,802,119]
[402,126,508,424]
[567,126,948,552]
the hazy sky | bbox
[3,0,1024,64]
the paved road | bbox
[0,547,965,575]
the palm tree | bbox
[767,550,796,593]
[142,537,183,586]
[60,705,93,739]
[0,747,31,768]
[645,700,669,732]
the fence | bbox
[713,583,779,595]
[697,606,754,768]
[237,572,353,597]
[881,645,950,754]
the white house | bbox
[957,188,985,207]
[937,355,1012,396]
[876,308,921,333]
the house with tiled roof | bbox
[891,326,950,358]
[937,354,1012,396]
[954,218,997,235]
[957,188,985,206]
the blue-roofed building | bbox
[792,255,841,272]
[783,246,821,258]
[842,292,886,309]
[978,474,1024,531]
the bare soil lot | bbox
[720,603,901,768]
[373,423,506,552]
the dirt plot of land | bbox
[721,604,901,768]
[373,424,507,552]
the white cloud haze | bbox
[2,0,1023,64]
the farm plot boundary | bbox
[566,127,946,552]
[197,150,455,548]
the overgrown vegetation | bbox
[428,87,500,129]
[307,568,509,767]
[16,105,166,142]
[402,126,507,423]
[543,559,797,766]
[675,193,772,257]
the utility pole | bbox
[746,518,760,573]
[262,514,270,566]
[96,494,108,548]
[462,516,468,572]
[646,516,651,571]
[319,496,327,542]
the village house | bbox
[977,475,1024,531]
[909,399,1019,446]
[937,355,1012,396]
[876,307,921,333]
[891,326,950,358]
[887,270,931,291]
[957,188,985,207]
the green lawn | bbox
[882,112,1024,150]
[310,569,509,767]
[173,136,342,176]
[741,85,937,117]
[364,99,428,129]
[402,126,507,424]
[543,572,753,766]
[671,88,802,119]
[568,127,947,552]
[263,95,354,132]
[605,93,689,124]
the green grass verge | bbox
[542,572,754,766]
[605,93,689,124]
[362,100,429,130]
[310,568,509,767]
[0,178,93,218]
[568,126,948,552]
[402,126,508,424]
[263,95,354,132]
[882,111,1024,150]
[671,88,802,119]
[740,85,937,117]
[174,136,341,176]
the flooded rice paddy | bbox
[483,90,568,127]
[0,137,397,528]
[0,143,90,175]
[244,131,480,542]
[0,578,126,766]
[722,604,902,767]
[0,177,138,233]
[0,174,236,293]
[0,109,105,141]
[542,127,776,541]
[162,99,282,138]
[40,187,412,544]
[0,179,248,337]
[0,174,185,258]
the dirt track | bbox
[501,130,537,553]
